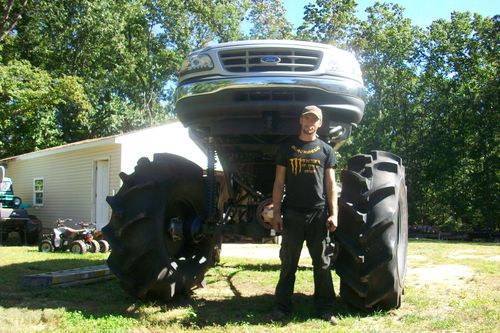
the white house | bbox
[0,121,213,231]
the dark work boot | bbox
[268,308,286,322]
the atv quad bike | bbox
[103,40,408,310]
[39,219,104,254]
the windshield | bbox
[0,179,12,194]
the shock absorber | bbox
[206,136,217,227]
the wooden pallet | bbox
[22,264,114,288]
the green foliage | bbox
[297,0,358,47]
[411,12,499,230]
[0,0,27,42]
[0,60,91,158]
[0,1,496,230]
[348,2,420,153]
[1,0,246,142]
[342,7,498,230]
[342,3,424,225]
[246,0,293,39]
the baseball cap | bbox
[301,105,322,121]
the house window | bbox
[33,178,44,206]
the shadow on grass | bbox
[170,262,379,328]
[0,255,136,317]
[176,292,378,328]
[0,257,379,327]
[171,290,380,328]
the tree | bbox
[415,12,499,230]
[245,0,293,39]
[297,0,358,47]
[343,3,423,223]
[0,60,92,158]
[2,0,246,137]
[0,0,27,42]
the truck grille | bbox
[234,90,308,102]
[219,48,321,73]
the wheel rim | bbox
[164,199,198,257]
[41,242,52,252]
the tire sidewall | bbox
[39,240,54,252]
[396,177,408,288]
[336,151,408,310]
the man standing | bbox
[271,105,338,324]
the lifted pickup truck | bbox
[103,40,408,310]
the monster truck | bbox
[0,166,42,245]
[103,40,408,310]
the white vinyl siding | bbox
[4,144,121,231]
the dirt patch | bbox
[221,245,479,291]
[221,244,279,259]
[454,249,477,253]
[447,249,500,261]
[451,254,484,259]
[448,249,484,260]
[407,254,428,261]
[221,243,310,259]
[407,264,473,290]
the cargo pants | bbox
[274,208,335,314]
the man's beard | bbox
[302,127,315,135]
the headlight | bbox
[13,197,22,207]
[180,53,214,74]
[324,50,363,83]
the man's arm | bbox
[272,165,286,232]
[325,167,338,232]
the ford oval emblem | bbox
[261,56,281,64]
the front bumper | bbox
[175,76,365,103]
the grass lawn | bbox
[0,240,499,332]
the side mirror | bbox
[0,166,4,183]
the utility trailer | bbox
[103,40,408,310]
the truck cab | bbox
[0,177,22,208]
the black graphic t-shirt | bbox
[276,137,335,211]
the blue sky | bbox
[283,0,499,28]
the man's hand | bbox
[272,214,283,233]
[324,167,338,233]
[272,165,286,233]
[326,214,337,232]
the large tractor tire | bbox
[102,153,216,301]
[335,150,408,310]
